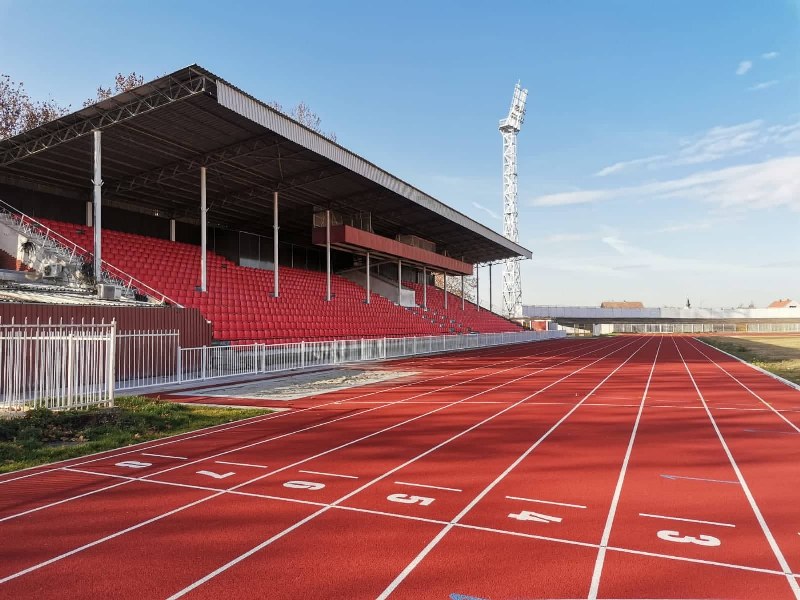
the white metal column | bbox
[489,263,493,312]
[422,266,427,310]
[200,166,207,293]
[443,273,448,309]
[325,209,331,301]
[92,130,102,282]
[461,275,465,310]
[365,252,371,304]
[273,191,279,298]
[476,264,480,311]
[169,219,176,242]
[398,260,402,300]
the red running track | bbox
[2,335,800,599]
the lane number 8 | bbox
[657,529,721,547]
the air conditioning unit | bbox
[97,284,121,300]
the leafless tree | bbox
[84,72,145,107]
[268,99,337,142]
[433,272,477,303]
[0,74,69,140]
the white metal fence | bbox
[0,322,116,410]
[175,331,564,385]
[0,325,564,410]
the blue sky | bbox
[1,0,798,308]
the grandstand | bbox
[0,65,530,348]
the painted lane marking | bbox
[588,337,663,600]
[509,510,562,523]
[0,338,620,581]
[743,429,800,435]
[0,337,579,486]
[142,453,188,460]
[657,529,721,547]
[639,512,736,528]
[505,495,586,509]
[215,461,269,469]
[375,338,656,600]
[394,481,462,492]
[57,465,800,580]
[166,339,646,600]
[660,474,739,485]
[674,338,800,599]
[197,470,235,480]
[299,470,358,479]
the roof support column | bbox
[325,209,331,302]
[444,273,448,310]
[92,129,102,283]
[461,275,465,310]
[200,166,207,293]
[365,252,371,304]
[489,263,493,313]
[422,266,427,310]
[273,191,279,298]
[398,260,402,303]
[85,201,92,228]
[476,265,480,312]
[169,219,176,242]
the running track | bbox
[2,335,800,599]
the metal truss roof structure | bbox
[0,65,531,265]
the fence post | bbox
[301,341,306,369]
[176,345,182,383]
[260,343,266,373]
[201,346,207,380]
[108,321,117,406]
[382,337,387,359]
[66,333,74,409]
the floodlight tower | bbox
[499,82,528,319]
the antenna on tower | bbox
[499,81,528,319]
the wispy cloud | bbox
[762,51,780,59]
[594,119,765,176]
[533,155,800,209]
[471,201,499,220]
[736,60,753,75]
[748,80,779,91]
[540,232,595,244]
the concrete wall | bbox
[340,270,416,307]
[524,305,800,320]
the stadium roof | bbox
[0,65,531,265]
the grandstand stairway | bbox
[30,219,522,344]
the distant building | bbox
[600,301,644,309]
[768,299,798,309]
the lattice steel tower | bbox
[499,82,528,319]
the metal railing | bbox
[0,322,116,410]
[0,198,182,307]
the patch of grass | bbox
[0,396,270,474]
[699,336,800,386]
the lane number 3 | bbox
[657,529,721,547]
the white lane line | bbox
[0,337,618,578]
[376,338,656,600]
[166,338,647,600]
[394,481,462,492]
[63,465,799,580]
[0,338,577,486]
[675,338,800,599]
[0,340,594,524]
[639,512,736,528]
[743,429,800,435]
[300,470,358,479]
[142,453,188,460]
[660,474,739,485]
[216,461,270,469]
[587,337,663,600]
[505,495,586,509]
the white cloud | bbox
[471,201,499,220]
[748,80,779,91]
[594,154,666,176]
[736,60,753,75]
[762,51,780,59]
[540,233,595,243]
[531,155,800,210]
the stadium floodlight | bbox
[499,82,528,319]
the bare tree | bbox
[433,272,477,303]
[84,72,145,107]
[0,74,69,140]
[268,99,337,142]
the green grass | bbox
[699,336,800,386]
[0,396,270,474]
